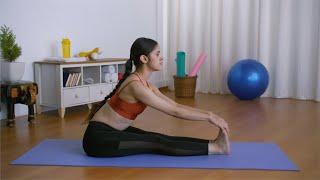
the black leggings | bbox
[83,121,209,157]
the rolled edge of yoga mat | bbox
[176,51,186,77]
[189,52,207,77]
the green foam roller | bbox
[175,51,186,77]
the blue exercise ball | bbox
[227,59,269,100]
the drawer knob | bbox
[75,94,79,98]
[100,91,104,95]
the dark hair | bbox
[84,37,158,123]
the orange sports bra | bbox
[107,72,151,120]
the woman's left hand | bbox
[208,112,230,135]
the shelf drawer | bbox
[89,84,113,102]
[63,87,89,106]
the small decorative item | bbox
[77,47,102,60]
[90,52,98,59]
[104,73,111,83]
[107,65,116,74]
[0,25,24,82]
[83,77,94,84]
[103,72,118,83]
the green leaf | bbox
[0,24,22,62]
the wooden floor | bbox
[1,89,319,180]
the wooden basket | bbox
[173,75,197,98]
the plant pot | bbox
[0,61,25,82]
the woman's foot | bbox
[208,129,230,154]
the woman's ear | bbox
[139,55,149,64]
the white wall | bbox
[0,0,165,119]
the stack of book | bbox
[63,72,82,87]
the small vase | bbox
[0,61,25,82]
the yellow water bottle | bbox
[61,38,71,58]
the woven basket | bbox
[173,75,197,98]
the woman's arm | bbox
[149,84,211,115]
[131,82,211,122]
[148,84,230,134]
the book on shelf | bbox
[70,73,76,87]
[71,74,75,87]
[72,73,80,87]
[64,72,81,87]
[76,73,82,86]
[74,73,80,86]
[66,73,73,87]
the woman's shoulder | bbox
[123,73,141,84]
[117,74,143,93]
[124,74,155,91]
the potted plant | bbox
[0,25,24,82]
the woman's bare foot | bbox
[208,129,230,154]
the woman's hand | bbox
[208,112,230,135]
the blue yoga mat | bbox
[12,139,298,171]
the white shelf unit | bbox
[34,59,127,118]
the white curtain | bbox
[165,0,320,101]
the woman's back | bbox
[91,73,151,130]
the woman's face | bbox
[146,44,163,71]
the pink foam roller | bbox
[189,52,207,77]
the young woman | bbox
[83,37,230,157]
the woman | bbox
[83,37,230,157]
